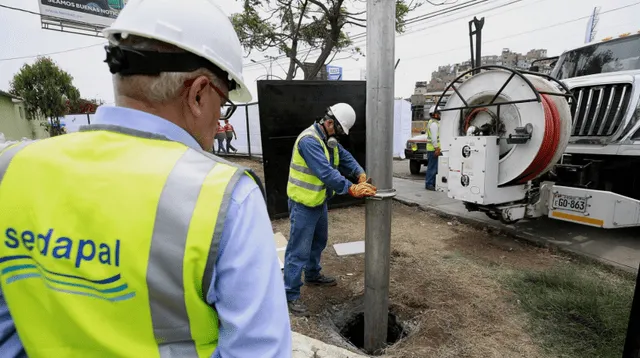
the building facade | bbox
[0,90,49,141]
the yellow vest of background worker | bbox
[426,119,440,152]
[0,125,262,358]
[287,125,340,207]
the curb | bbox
[392,197,638,275]
[292,332,369,358]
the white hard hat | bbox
[429,106,438,115]
[103,0,251,103]
[328,103,356,135]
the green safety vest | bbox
[0,125,261,357]
[426,119,440,152]
[287,125,340,207]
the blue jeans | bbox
[425,150,438,188]
[284,199,328,301]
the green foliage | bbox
[507,264,634,358]
[9,57,80,121]
[231,0,423,80]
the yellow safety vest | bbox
[287,125,340,207]
[0,125,262,358]
[426,119,440,152]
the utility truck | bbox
[435,32,640,229]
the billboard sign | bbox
[39,0,127,28]
[326,65,343,81]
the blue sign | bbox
[326,65,343,81]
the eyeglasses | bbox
[327,112,346,136]
[184,79,237,120]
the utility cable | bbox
[0,43,106,62]
[243,0,526,73]
[402,0,640,62]
[243,0,492,68]
[0,3,107,62]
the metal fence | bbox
[214,102,262,159]
[62,104,263,159]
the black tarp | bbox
[257,80,367,219]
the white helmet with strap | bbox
[328,103,356,135]
[429,105,441,119]
[102,0,251,103]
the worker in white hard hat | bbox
[0,1,291,357]
[425,105,441,191]
[285,103,377,316]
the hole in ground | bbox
[339,312,407,355]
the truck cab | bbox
[550,32,640,201]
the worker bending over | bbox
[285,103,377,316]
[425,106,441,191]
[0,1,291,357]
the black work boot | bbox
[287,300,310,317]
[305,274,337,287]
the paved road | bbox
[393,158,425,182]
[392,160,640,272]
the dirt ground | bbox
[226,157,567,357]
[272,202,567,358]
[228,157,264,181]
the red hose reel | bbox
[463,93,562,184]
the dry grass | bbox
[507,264,634,358]
[272,203,552,358]
[227,157,634,358]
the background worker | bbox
[0,1,291,357]
[215,120,227,154]
[425,106,441,191]
[224,119,238,154]
[285,103,377,316]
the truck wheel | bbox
[409,160,421,175]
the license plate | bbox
[552,194,587,213]
[423,154,429,160]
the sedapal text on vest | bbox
[4,228,120,268]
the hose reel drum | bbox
[439,68,573,186]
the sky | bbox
[0,0,638,105]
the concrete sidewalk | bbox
[293,332,368,358]
[393,177,640,272]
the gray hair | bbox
[108,35,224,104]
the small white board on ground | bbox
[440,69,548,185]
[333,241,365,256]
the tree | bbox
[9,57,80,136]
[232,0,423,80]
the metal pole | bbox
[468,20,475,74]
[364,0,396,353]
[245,104,252,158]
[475,18,483,70]
[269,58,274,80]
[86,113,91,125]
[469,17,485,75]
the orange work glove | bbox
[348,182,377,198]
[434,147,442,157]
[358,173,368,184]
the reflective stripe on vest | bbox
[426,119,440,152]
[0,125,261,357]
[287,125,339,207]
